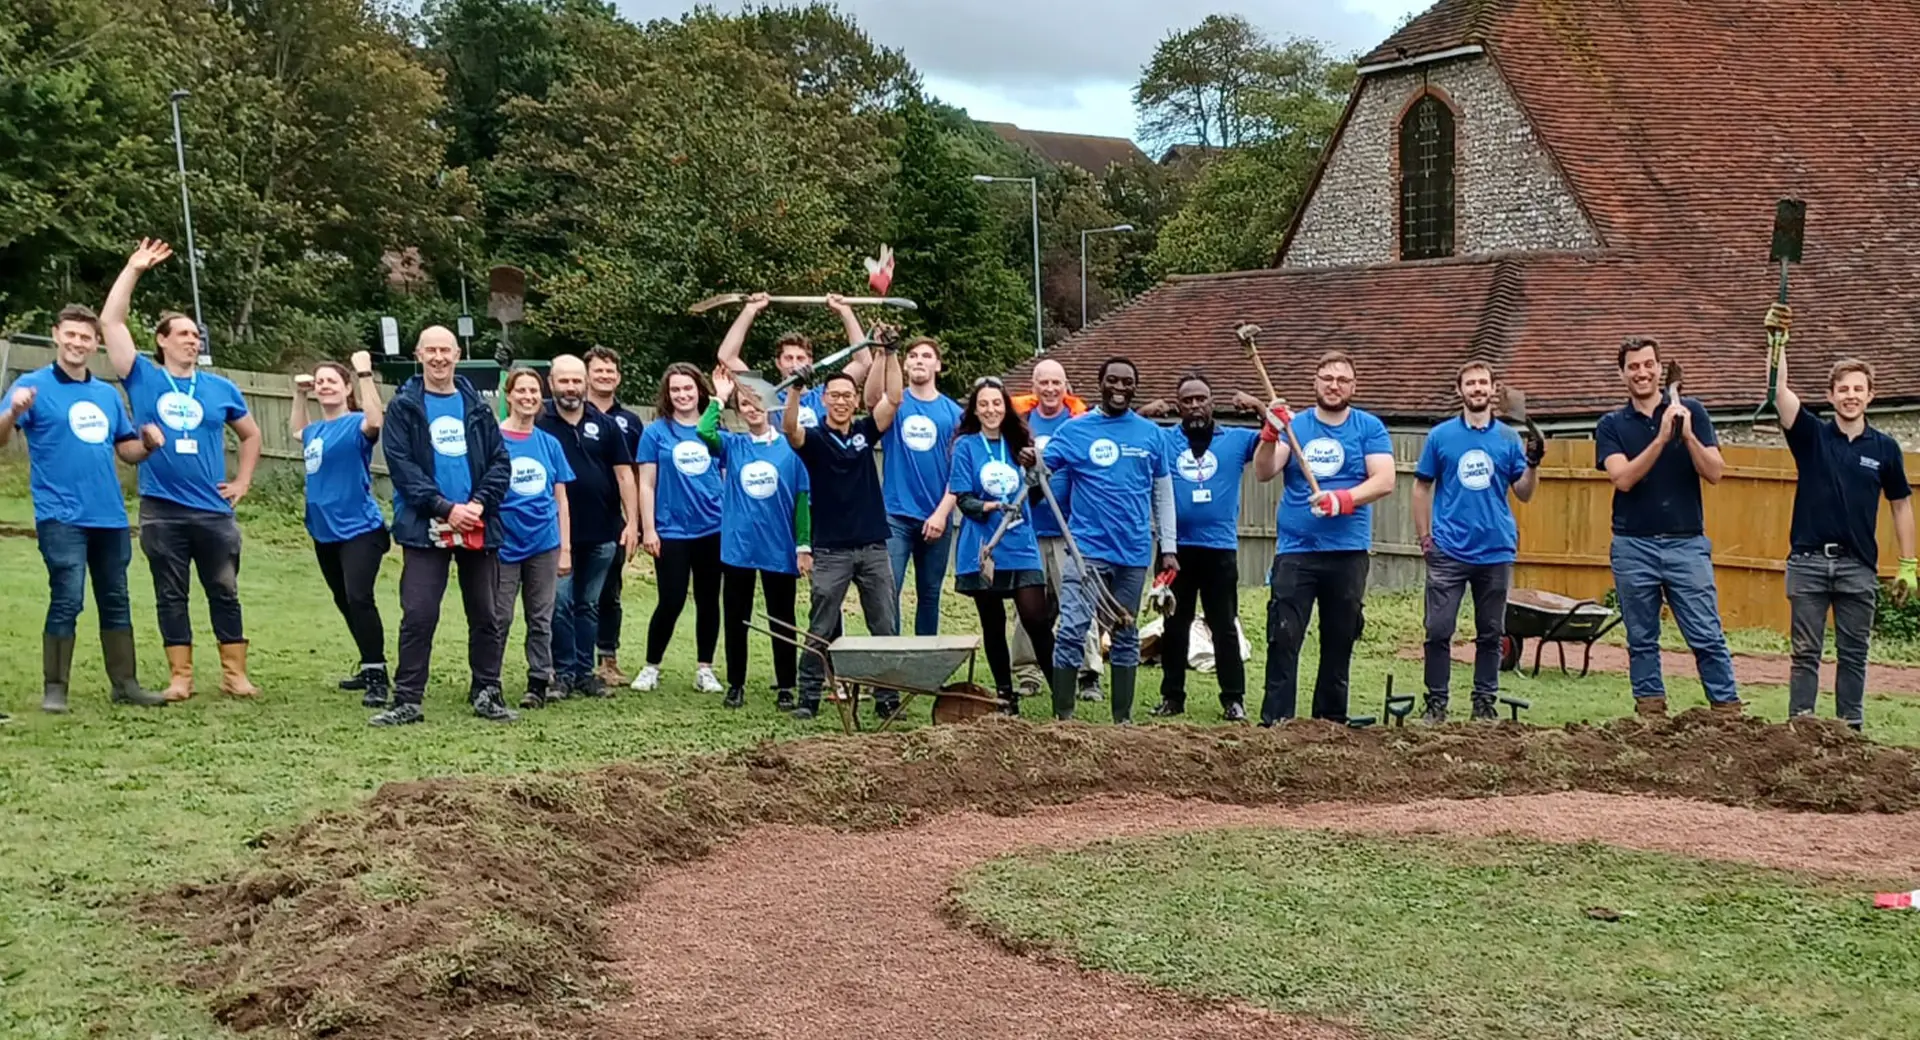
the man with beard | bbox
[1595,337,1739,717]
[1009,358,1097,699]
[872,336,961,635]
[1031,357,1178,724]
[538,355,639,698]
[1412,361,1540,723]
[585,345,644,687]
[1149,372,1268,722]
[717,292,872,430]
[1768,304,1914,730]
[1254,350,1396,726]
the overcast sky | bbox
[613,1,1434,140]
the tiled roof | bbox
[1018,0,1920,421]
[985,122,1150,175]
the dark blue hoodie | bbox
[382,374,510,550]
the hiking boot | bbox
[776,687,796,712]
[1421,695,1450,725]
[41,634,75,715]
[1077,669,1103,702]
[1051,665,1079,721]
[219,642,261,698]
[1633,696,1668,718]
[369,702,424,726]
[630,665,661,692]
[339,669,369,692]
[360,666,390,709]
[1709,699,1744,717]
[694,665,724,694]
[103,629,165,707]
[471,685,518,723]
[1469,697,1499,722]
[520,676,550,711]
[996,687,1019,716]
[723,685,745,709]
[791,699,819,721]
[1110,666,1138,725]
[595,654,629,687]
[162,645,195,702]
[1150,696,1185,718]
[1223,700,1247,723]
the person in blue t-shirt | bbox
[0,304,169,714]
[292,351,392,707]
[101,239,267,701]
[1145,373,1266,723]
[1034,357,1178,724]
[874,336,963,636]
[1412,361,1540,724]
[493,368,575,710]
[631,363,725,696]
[1252,350,1397,726]
[585,345,643,687]
[702,368,813,710]
[716,291,873,432]
[937,378,1054,715]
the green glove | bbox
[1898,557,1917,593]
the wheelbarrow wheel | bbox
[1499,635,1522,672]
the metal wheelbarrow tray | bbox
[1502,589,1623,678]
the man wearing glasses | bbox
[1253,350,1396,726]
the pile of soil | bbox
[144,714,1919,1040]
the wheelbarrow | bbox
[1501,589,1623,678]
[748,616,1000,734]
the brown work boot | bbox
[163,645,195,702]
[595,654,629,688]
[1633,696,1668,718]
[1709,699,1744,717]
[219,642,261,698]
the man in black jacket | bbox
[376,326,514,725]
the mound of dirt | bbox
[143,714,1918,1040]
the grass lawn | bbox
[2,455,1917,1038]
[953,828,1920,1040]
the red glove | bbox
[1310,488,1356,518]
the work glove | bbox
[1309,488,1355,519]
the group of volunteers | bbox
[6,240,1908,732]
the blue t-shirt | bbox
[122,355,248,515]
[1162,424,1260,551]
[1415,417,1530,565]
[770,386,824,431]
[13,365,137,528]
[1275,407,1392,555]
[949,433,1040,576]
[498,427,575,563]
[301,413,385,544]
[639,417,723,539]
[1024,405,1080,537]
[424,390,473,505]
[715,430,811,574]
[882,390,962,520]
[1041,409,1168,567]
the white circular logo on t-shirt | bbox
[156,391,204,432]
[1457,449,1495,491]
[980,460,1021,499]
[901,414,938,452]
[1176,449,1218,483]
[672,439,712,476]
[510,456,549,496]
[67,401,110,444]
[430,416,467,457]
[1303,437,1345,478]
[1089,438,1120,467]
[740,460,780,499]
[303,436,324,475]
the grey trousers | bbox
[798,543,898,703]
[1786,553,1877,725]
[1422,552,1512,702]
[1011,535,1101,684]
[494,548,560,684]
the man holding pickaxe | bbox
[1769,304,1916,730]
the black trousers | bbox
[315,528,390,666]
[1159,545,1246,707]
[138,497,245,646]
[1261,551,1369,724]
[646,533,721,665]
[722,564,798,691]
[395,546,500,706]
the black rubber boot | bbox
[102,629,165,707]
[1051,665,1078,721]
[1421,694,1449,725]
[1111,665,1137,725]
[361,665,391,709]
[41,634,76,714]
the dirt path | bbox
[597,793,1920,1040]
[1426,641,1920,694]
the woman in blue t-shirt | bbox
[700,368,812,711]
[495,368,575,709]
[632,363,726,695]
[291,350,390,706]
[933,378,1055,715]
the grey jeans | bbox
[1422,552,1512,703]
[1011,535,1102,682]
[798,543,899,704]
[494,548,560,684]
[1786,552,1878,724]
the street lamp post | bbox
[167,89,208,364]
[972,174,1042,355]
[1078,224,1134,329]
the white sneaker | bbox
[694,666,724,694]
[630,665,661,692]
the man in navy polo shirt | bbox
[1413,361,1540,724]
[1768,304,1915,730]
[1595,336,1740,717]
[0,304,168,713]
[874,335,961,635]
[585,345,644,687]
[101,239,267,701]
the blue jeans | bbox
[1610,535,1739,703]
[552,540,618,681]
[1056,557,1147,669]
[887,514,953,636]
[38,522,133,637]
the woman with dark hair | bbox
[934,377,1055,714]
[632,362,725,694]
[292,351,390,705]
[494,367,574,709]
